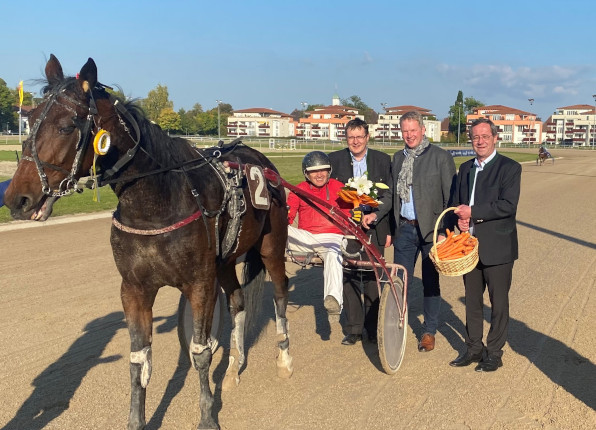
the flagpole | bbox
[18,80,24,144]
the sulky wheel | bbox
[177,285,225,359]
[377,277,408,374]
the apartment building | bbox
[467,105,542,145]
[376,105,441,142]
[543,104,596,146]
[226,108,294,138]
[298,94,363,141]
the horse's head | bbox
[5,55,138,221]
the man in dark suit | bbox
[449,117,521,372]
[392,111,456,352]
[328,118,392,345]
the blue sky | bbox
[3,0,596,122]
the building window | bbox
[505,114,514,121]
[503,125,512,132]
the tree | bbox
[464,96,484,114]
[448,92,485,142]
[0,79,16,132]
[341,95,377,124]
[196,110,218,135]
[158,108,181,133]
[141,84,173,122]
[178,103,203,135]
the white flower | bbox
[348,175,373,196]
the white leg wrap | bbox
[274,298,289,336]
[190,338,212,355]
[130,346,152,389]
[232,311,246,367]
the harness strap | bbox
[112,209,202,235]
[101,98,142,179]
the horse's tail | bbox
[241,247,266,337]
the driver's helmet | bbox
[302,151,332,181]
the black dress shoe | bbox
[341,334,362,345]
[449,351,483,367]
[475,355,503,372]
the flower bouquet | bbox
[337,173,389,209]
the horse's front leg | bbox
[121,281,157,430]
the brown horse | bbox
[537,146,554,166]
[4,55,292,430]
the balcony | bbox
[258,124,270,129]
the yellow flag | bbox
[18,81,24,107]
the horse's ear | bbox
[45,54,64,85]
[78,58,98,94]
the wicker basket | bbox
[429,207,479,276]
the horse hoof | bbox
[277,362,294,379]
[222,373,240,392]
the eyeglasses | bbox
[471,134,494,143]
[347,135,367,142]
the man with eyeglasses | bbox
[392,111,456,353]
[449,117,521,372]
[328,118,392,345]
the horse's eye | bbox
[59,125,76,135]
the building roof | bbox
[471,104,534,116]
[555,104,595,111]
[310,105,358,114]
[232,107,291,117]
[440,117,450,131]
[385,105,433,115]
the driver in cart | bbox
[287,151,354,320]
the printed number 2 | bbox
[250,166,269,206]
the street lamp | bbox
[300,101,308,142]
[592,94,596,147]
[216,100,222,141]
[380,102,387,145]
[456,101,462,146]
[528,98,534,148]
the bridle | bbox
[21,79,140,197]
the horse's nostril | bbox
[18,196,31,212]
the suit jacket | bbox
[452,153,521,265]
[328,148,392,247]
[392,144,456,242]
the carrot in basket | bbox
[437,233,477,260]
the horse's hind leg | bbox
[121,281,157,430]
[260,209,293,379]
[217,262,246,391]
[184,279,219,429]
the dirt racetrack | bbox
[1,148,595,430]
